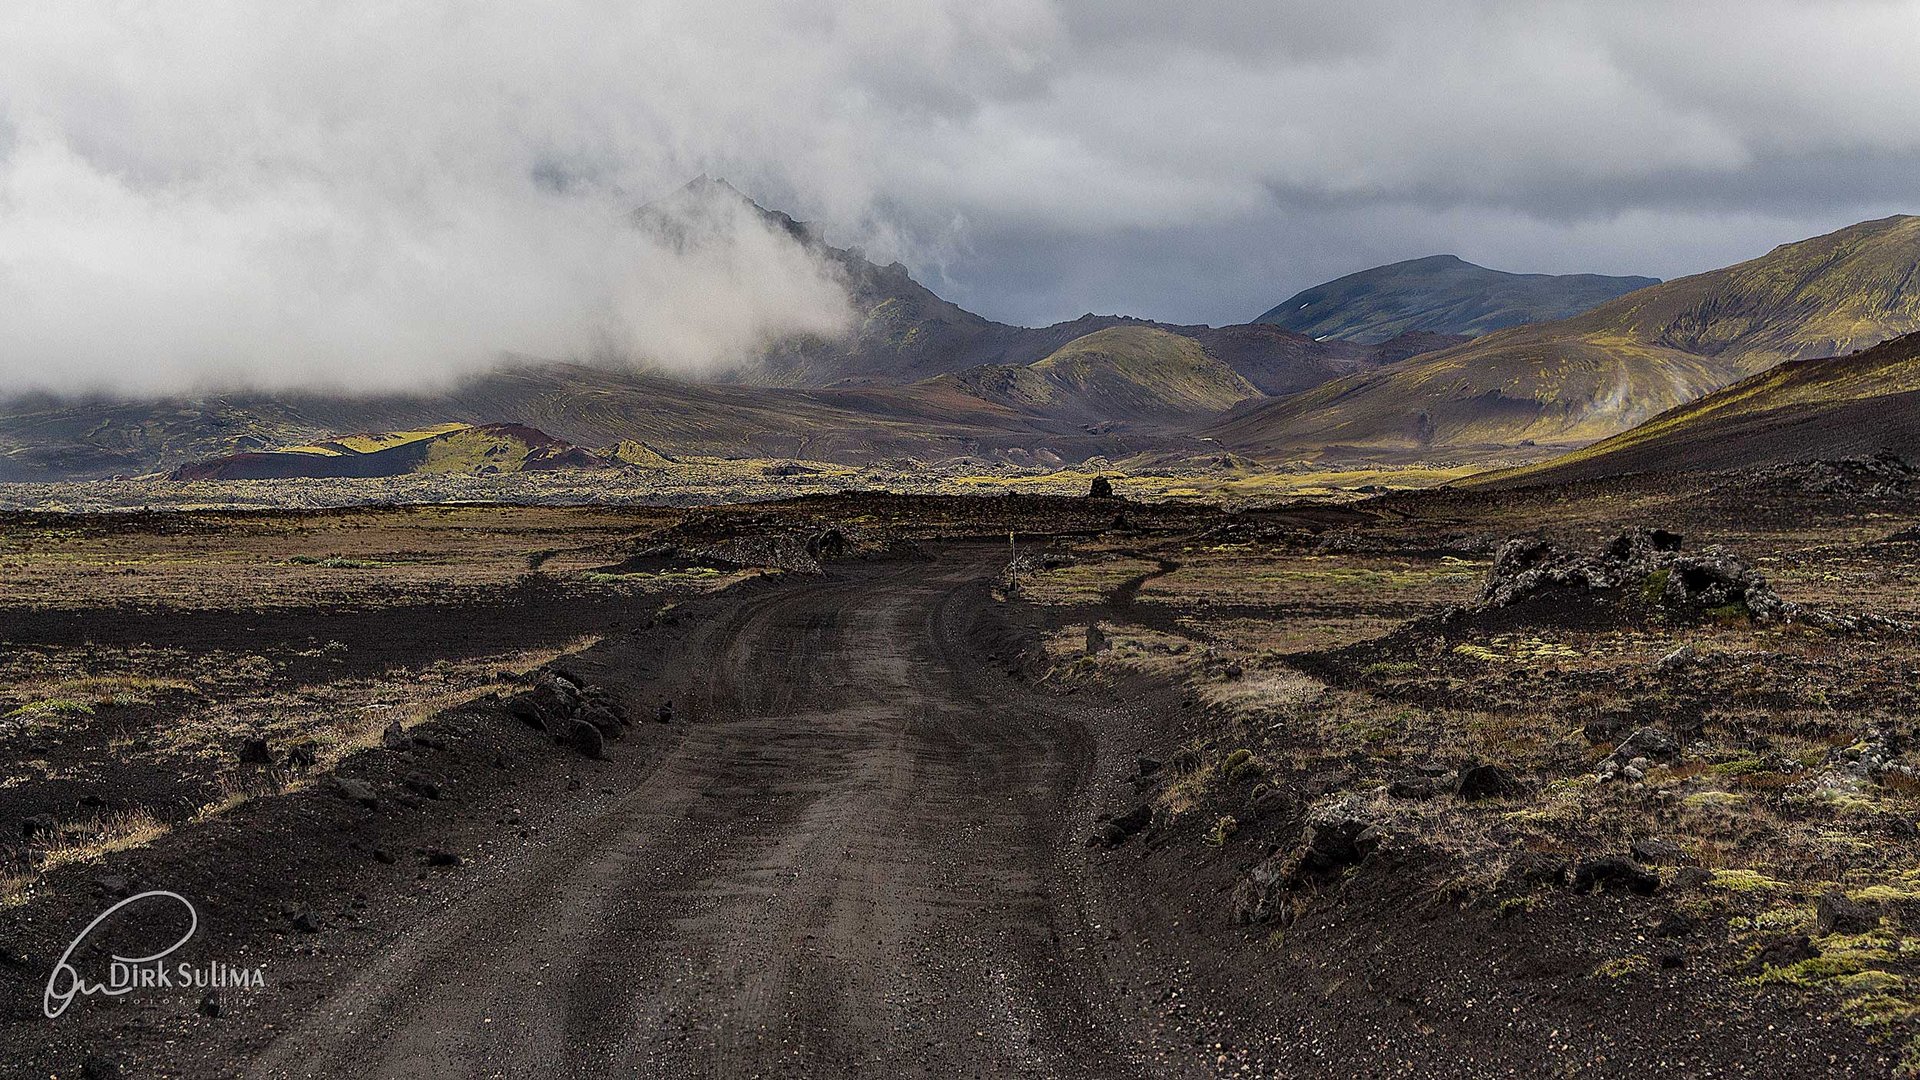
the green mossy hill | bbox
[931,327,1260,422]
[1476,330,1920,486]
[168,423,615,480]
[1213,216,1920,462]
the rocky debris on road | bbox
[501,668,632,758]
[1092,803,1154,848]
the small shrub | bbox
[3,699,94,724]
[1205,815,1239,847]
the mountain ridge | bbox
[1213,215,1920,463]
[1253,254,1657,343]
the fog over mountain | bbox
[3,0,1919,393]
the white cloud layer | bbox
[3,0,1919,391]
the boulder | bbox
[1658,548,1789,619]
[1456,763,1524,802]
[1570,855,1660,896]
[1654,910,1698,938]
[578,705,625,739]
[402,775,443,800]
[805,528,849,559]
[1388,775,1446,800]
[1231,807,1383,925]
[333,777,378,809]
[379,721,409,749]
[505,694,546,730]
[1667,866,1715,893]
[1094,803,1154,848]
[1628,836,1689,866]
[1657,645,1698,672]
[1501,853,1570,889]
[1615,727,1679,762]
[530,682,577,724]
[1816,890,1880,936]
[1745,935,1818,974]
[92,874,131,899]
[580,688,628,726]
[569,719,606,760]
[1087,476,1115,499]
[237,736,273,765]
[1477,528,1791,622]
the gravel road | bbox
[244,556,1145,1078]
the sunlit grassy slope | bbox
[1214,216,1920,461]
[283,423,469,457]
[931,326,1259,422]
[170,423,611,480]
[1473,330,1920,486]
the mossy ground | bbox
[1013,469,1920,1068]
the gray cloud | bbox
[3,0,1919,391]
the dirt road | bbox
[243,556,1148,1079]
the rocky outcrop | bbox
[1232,802,1388,925]
[502,669,631,758]
[1478,528,1790,621]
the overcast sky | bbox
[4,0,1920,392]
